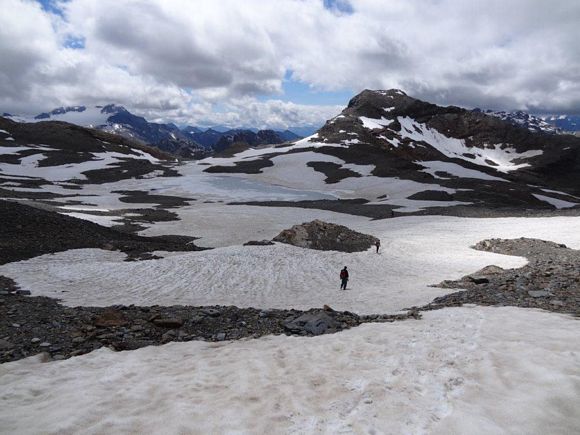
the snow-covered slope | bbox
[201,89,580,212]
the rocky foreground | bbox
[0,276,419,364]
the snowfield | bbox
[1,306,578,435]
[3,214,580,314]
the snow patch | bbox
[533,194,578,209]
[398,117,543,172]
[360,116,393,130]
[417,161,507,182]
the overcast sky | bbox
[1,0,579,128]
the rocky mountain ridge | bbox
[7,105,302,158]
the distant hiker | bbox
[340,266,349,290]
[375,240,381,253]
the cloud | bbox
[1,0,580,126]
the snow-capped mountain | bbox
[203,89,580,212]
[475,109,561,134]
[541,114,580,133]
[22,105,205,159]
[7,105,303,159]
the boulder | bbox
[283,312,340,335]
[94,309,128,328]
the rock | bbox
[15,290,31,296]
[474,265,505,275]
[243,240,275,246]
[161,330,178,342]
[152,317,183,328]
[0,291,11,296]
[273,220,379,253]
[11,323,20,328]
[215,332,227,341]
[201,308,221,317]
[528,290,552,298]
[468,276,490,284]
[284,312,340,335]
[39,342,51,347]
[94,309,128,328]
[0,339,14,350]
[550,300,565,306]
[31,337,41,343]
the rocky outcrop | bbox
[273,219,379,252]
[417,238,580,316]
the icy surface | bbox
[4,215,580,313]
[0,307,578,435]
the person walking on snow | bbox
[340,266,349,290]
[375,240,381,253]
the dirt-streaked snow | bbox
[4,214,580,314]
[1,306,578,435]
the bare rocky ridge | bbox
[273,219,379,252]
[0,276,420,364]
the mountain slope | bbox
[202,89,580,213]
[0,116,177,188]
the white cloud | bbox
[1,0,580,127]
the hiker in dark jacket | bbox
[340,266,349,290]
[375,240,381,253]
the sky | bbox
[0,0,579,129]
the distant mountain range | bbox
[3,105,305,158]
[540,114,580,133]
[474,109,561,134]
